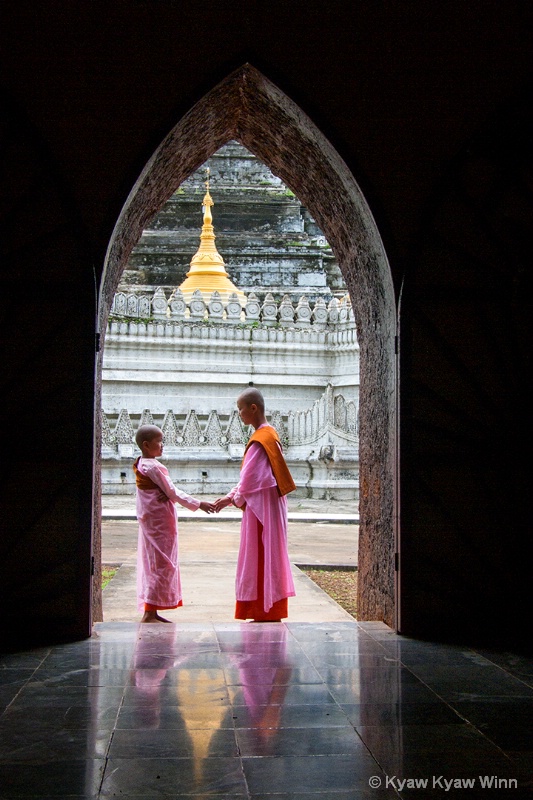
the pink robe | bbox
[227,428,296,613]
[135,457,200,611]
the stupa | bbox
[177,169,246,305]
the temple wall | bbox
[101,387,359,500]
[102,291,359,499]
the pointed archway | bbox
[96,64,396,627]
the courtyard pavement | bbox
[101,495,359,624]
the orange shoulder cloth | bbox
[133,458,159,490]
[244,426,296,497]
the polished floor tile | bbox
[228,681,338,705]
[2,703,121,730]
[27,667,133,687]
[339,701,465,726]
[101,756,247,796]
[0,669,36,686]
[123,682,230,705]
[477,649,533,681]
[355,721,505,756]
[235,724,367,756]
[232,701,354,729]
[242,752,384,794]
[452,698,533,750]
[0,759,105,797]
[224,665,322,685]
[108,727,239,758]
[0,620,532,798]
[0,651,49,669]
[0,725,113,762]
[8,685,125,709]
[116,703,236,730]
[327,678,443,705]
[405,663,533,699]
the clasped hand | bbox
[199,497,232,514]
[213,496,233,513]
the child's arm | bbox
[143,461,209,511]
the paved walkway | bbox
[102,496,359,625]
[102,494,358,522]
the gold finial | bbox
[177,179,245,306]
[202,167,213,220]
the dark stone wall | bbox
[1,0,532,650]
[0,93,96,646]
[399,90,532,646]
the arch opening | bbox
[102,141,359,504]
[96,64,396,627]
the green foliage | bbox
[102,566,118,589]
[108,315,154,325]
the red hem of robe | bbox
[235,521,289,621]
[144,601,183,612]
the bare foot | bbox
[140,611,172,623]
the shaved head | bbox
[135,424,162,448]
[237,387,265,411]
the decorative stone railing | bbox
[110,288,355,329]
[102,385,358,456]
[105,319,357,347]
[287,387,357,446]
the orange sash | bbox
[133,458,159,490]
[244,426,296,497]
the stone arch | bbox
[97,64,397,625]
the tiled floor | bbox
[0,621,531,798]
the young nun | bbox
[133,424,215,623]
[214,388,296,621]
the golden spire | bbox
[178,169,245,305]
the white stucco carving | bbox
[102,290,359,500]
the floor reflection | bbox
[124,626,235,788]
[228,625,292,752]
[0,621,531,798]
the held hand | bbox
[199,501,216,514]
[214,496,232,513]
